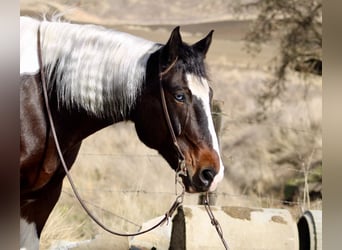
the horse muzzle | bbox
[178,166,218,193]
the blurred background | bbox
[20,0,322,249]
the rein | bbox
[37,25,184,237]
[37,24,228,249]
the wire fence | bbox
[62,187,312,207]
[61,184,322,231]
[78,151,321,174]
[61,111,322,232]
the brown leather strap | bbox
[159,61,185,162]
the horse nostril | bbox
[199,168,216,188]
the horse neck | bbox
[40,20,160,122]
[50,102,114,150]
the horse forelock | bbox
[177,43,209,79]
[38,18,161,119]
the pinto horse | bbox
[20,16,224,249]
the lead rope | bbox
[37,25,184,237]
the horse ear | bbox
[192,30,214,57]
[161,26,182,64]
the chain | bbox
[204,192,230,250]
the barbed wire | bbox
[79,153,161,158]
[62,187,317,208]
[60,167,321,233]
[75,152,322,176]
[62,190,142,228]
[70,137,321,226]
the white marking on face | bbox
[20,217,39,250]
[20,17,40,75]
[186,74,224,190]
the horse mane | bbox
[40,19,161,119]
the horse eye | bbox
[174,93,185,102]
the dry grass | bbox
[41,68,321,249]
[41,123,180,249]
[40,200,93,249]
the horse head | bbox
[133,27,224,193]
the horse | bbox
[20,16,224,249]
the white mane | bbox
[39,19,161,119]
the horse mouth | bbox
[178,171,211,193]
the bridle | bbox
[158,56,188,177]
[36,24,229,248]
[159,58,229,250]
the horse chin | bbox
[177,173,192,193]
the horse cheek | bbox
[134,98,164,150]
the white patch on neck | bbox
[20,16,40,75]
[21,16,162,120]
[186,74,224,191]
[20,217,39,250]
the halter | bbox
[36,24,228,249]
